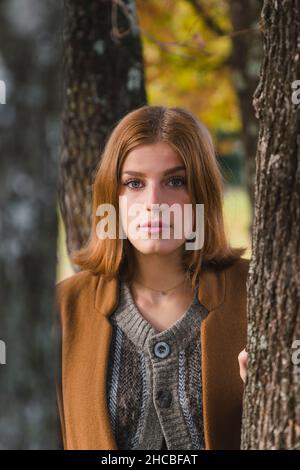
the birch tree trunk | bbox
[59,0,147,260]
[241,0,300,449]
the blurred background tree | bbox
[0,0,62,449]
[58,0,147,267]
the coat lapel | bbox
[197,267,226,449]
[93,276,119,450]
[93,267,226,450]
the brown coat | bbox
[55,257,249,450]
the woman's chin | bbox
[129,238,185,255]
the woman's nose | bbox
[144,183,163,209]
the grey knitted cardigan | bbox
[106,278,209,450]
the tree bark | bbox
[241,0,300,449]
[59,0,147,261]
[0,0,62,449]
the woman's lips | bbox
[139,222,171,233]
[142,226,163,233]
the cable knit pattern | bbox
[106,278,209,450]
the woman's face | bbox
[118,141,193,255]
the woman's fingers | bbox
[238,348,248,383]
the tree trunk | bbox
[59,0,147,261]
[0,0,62,449]
[187,0,263,230]
[228,0,263,228]
[241,0,300,449]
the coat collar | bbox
[94,265,226,317]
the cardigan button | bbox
[153,341,171,359]
[156,389,172,408]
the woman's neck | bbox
[131,248,188,294]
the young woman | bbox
[56,105,249,450]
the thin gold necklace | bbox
[132,278,187,296]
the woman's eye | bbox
[167,177,186,187]
[122,176,186,190]
[123,179,143,190]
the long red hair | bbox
[71,105,246,288]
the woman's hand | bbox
[238,348,248,384]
